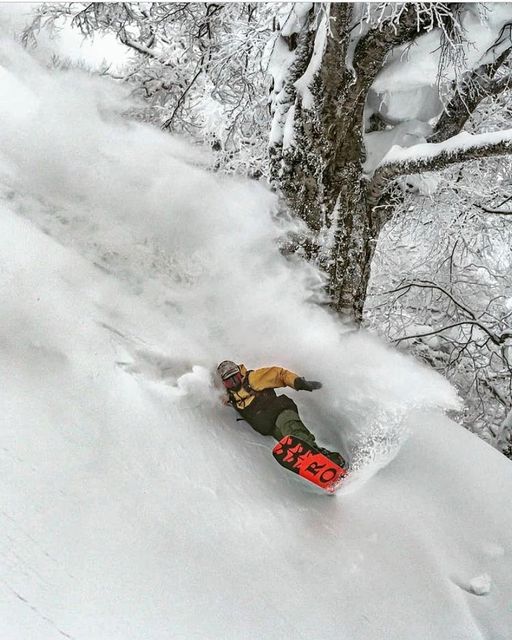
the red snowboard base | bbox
[272,435,347,493]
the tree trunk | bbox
[270,5,370,322]
[269,3,422,323]
[327,169,377,321]
[269,3,511,323]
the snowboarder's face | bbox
[222,372,243,391]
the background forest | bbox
[21,2,512,457]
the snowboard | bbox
[272,435,347,494]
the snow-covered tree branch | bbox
[376,128,512,181]
[429,46,512,143]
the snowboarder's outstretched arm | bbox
[293,377,322,392]
[248,367,322,392]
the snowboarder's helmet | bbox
[217,360,240,380]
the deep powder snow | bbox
[0,35,511,640]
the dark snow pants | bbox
[272,409,317,447]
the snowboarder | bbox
[217,360,344,466]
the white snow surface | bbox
[1,37,512,640]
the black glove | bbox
[294,377,322,392]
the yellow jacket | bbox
[228,364,299,411]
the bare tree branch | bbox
[474,204,512,215]
[161,65,203,130]
[384,280,478,320]
[387,281,512,346]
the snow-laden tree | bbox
[351,16,512,457]
[267,3,512,322]
[366,158,512,455]
[25,2,275,176]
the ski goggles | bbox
[222,372,243,390]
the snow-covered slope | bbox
[1,37,512,640]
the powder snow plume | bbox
[0,35,459,465]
